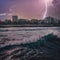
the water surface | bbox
[0,27,60,47]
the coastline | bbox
[0,25,60,28]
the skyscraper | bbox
[12,16,18,22]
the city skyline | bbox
[0,15,59,21]
[0,0,60,20]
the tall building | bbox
[12,16,18,22]
[45,16,55,24]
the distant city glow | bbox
[43,0,53,19]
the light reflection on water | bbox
[0,27,60,47]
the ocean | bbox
[0,27,60,60]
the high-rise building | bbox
[45,16,55,24]
[12,16,18,22]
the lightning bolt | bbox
[43,0,48,19]
[42,0,53,19]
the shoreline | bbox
[0,25,60,28]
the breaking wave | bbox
[0,33,60,60]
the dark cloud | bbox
[47,0,60,19]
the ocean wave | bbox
[0,33,60,60]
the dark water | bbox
[0,27,60,60]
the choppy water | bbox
[0,27,60,60]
